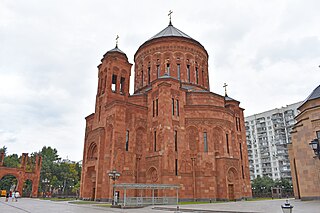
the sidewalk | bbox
[0,197,319,213]
[160,199,320,213]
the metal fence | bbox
[118,196,177,206]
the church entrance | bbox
[228,184,235,200]
[91,185,96,201]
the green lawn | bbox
[69,200,99,204]
[94,203,112,207]
[245,197,280,201]
[40,197,76,202]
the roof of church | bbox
[148,21,193,41]
[104,45,127,59]
[106,45,126,54]
[225,95,236,101]
[305,84,320,101]
[299,84,320,108]
[141,21,206,52]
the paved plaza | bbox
[0,198,319,213]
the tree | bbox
[3,153,20,168]
[251,176,293,197]
[0,175,18,191]
[251,176,275,194]
[37,146,60,194]
[0,146,7,154]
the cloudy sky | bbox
[1,0,319,161]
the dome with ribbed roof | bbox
[141,21,204,50]
[106,45,125,54]
[299,84,320,109]
[148,21,193,40]
[104,45,127,59]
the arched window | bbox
[87,142,98,160]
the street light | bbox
[309,138,320,159]
[42,178,50,197]
[108,169,120,206]
[281,199,293,213]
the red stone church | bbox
[80,20,252,201]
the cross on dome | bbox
[116,35,119,48]
[223,83,228,96]
[168,10,173,26]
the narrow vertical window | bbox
[242,165,245,179]
[204,132,208,152]
[98,106,101,121]
[175,159,178,176]
[187,65,190,82]
[174,130,178,152]
[156,99,158,116]
[153,100,155,117]
[237,117,241,131]
[202,70,204,86]
[196,67,199,84]
[154,131,157,152]
[177,64,181,80]
[226,133,230,154]
[148,66,151,85]
[236,118,239,131]
[172,98,175,115]
[112,74,117,92]
[157,64,160,78]
[176,100,179,116]
[167,63,170,76]
[239,143,243,160]
[125,130,129,151]
[141,69,144,87]
[120,77,125,94]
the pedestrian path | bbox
[0,197,319,213]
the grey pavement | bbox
[0,197,319,213]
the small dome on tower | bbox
[103,45,128,60]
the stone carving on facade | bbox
[167,150,175,173]
[115,136,124,149]
[312,119,320,128]
[204,161,213,176]
[180,151,192,174]
[187,126,198,152]
[147,167,158,183]
[136,119,147,129]
[114,149,125,172]
[136,137,143,155]
[186,118,232,129]
[106,114,115,125]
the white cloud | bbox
[0,0,319,160]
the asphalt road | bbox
[0,197,319,213]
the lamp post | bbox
[309,138,320,159]
[108,169,120,206]
[281,199,293,213]
[42,178,50,197]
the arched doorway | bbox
[0,174,18,194]
[227,167,239,201]
[22,179,33,197]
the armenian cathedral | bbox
[80,18,252,202]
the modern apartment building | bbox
[245,102,302,181]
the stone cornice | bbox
[184,105,234,117]
[185,118,233,128]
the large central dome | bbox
[148,22,193,41]
[138,21,205,51]
[133,21,209,93]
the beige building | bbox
[288,85,320,200]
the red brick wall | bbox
[80,36,252,201]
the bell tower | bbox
[93,42,132,124]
